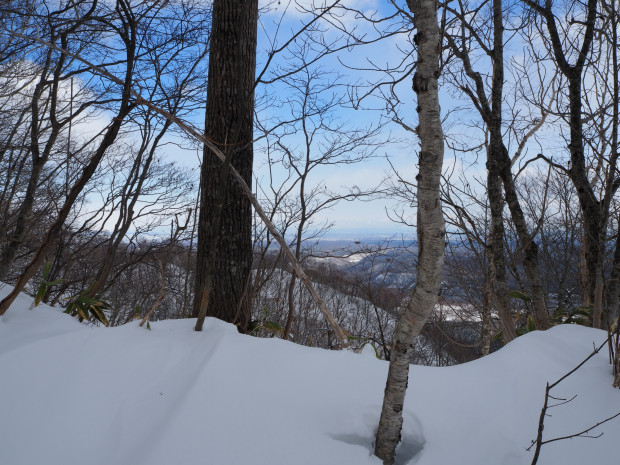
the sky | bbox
[156,0,421,238]
[78,0,560,240]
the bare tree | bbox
[255,62,383,339]
[523,0,620,328]
[0,0,142,315]
[375,0,446,462]
[443,0,551,336]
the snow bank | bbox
[0,284,617,465]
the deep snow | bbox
[0,284,618,465]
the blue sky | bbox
[162,0,555,238]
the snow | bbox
[0,284,618,465]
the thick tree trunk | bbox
[567,75,603,326]
[374,0,445,463]
[192,0,258,332]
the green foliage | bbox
[64,293,111,326]
[551,306,592,326]
[516,315,537,336]
[33,261,63,307]
[347,335,381,358]
[509,290,531,303]
[359,341,381,358]
[248,319,283,336]
[249,309,283,337]
[509,290,593,337]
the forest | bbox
[0,1,619,464]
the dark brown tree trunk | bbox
[489,0,548,331]
[488,2,519,337]
[487,169,517,341]
[497,144,550,330]
[604,0,620,329]
[192,0,258,332]
[524,0,603,327]
[445,0,549,334]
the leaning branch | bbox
[4,27,348,347]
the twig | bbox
[528,332,618,464]
[537,411,620,447]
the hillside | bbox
[0,284,618,465]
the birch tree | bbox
[374,0,446,462]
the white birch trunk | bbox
[374,0,445,463]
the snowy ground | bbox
[0,284,618,465]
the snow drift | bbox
[0,284,618,465]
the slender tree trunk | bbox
[607,231,620,327]
[487,170,517,341]
[374,0,445,462]
[0,98,134,316]
[498,144,549,329]
[488,15,518,340]
[86,120,172,298]
[490,0,548,331]
[283,174,308,340]
[192,0,258,332]
[446,0,549,332]
[602,0,620,329]
[524,0,603,327]
[284,269,298,339]
[0,46,63,281]
[481,272,493,356]
[0,9,136,317]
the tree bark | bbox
[3,9,347,346]
[192,0,258,332]
[445,0,549,333]
[374,0,445,463]
[523,0,604,327]
[481,272,493,356]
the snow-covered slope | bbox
[0,284,618,465]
